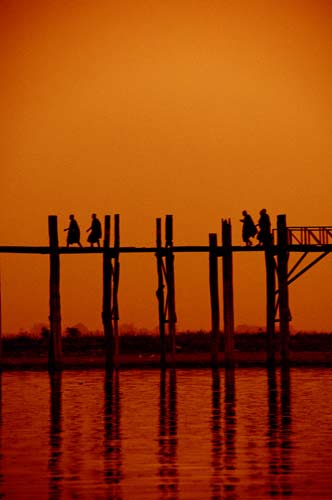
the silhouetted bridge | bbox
[1,215,331,370]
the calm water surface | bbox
[1,367,332,499]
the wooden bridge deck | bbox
[0,244,332,254]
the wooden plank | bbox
[48,216,62,371]
[2,243,332,255]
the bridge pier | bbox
[48,216,62,371]
[102,215,114,370]
[112,214,120,368]
[209,233,220,367]
[277,215,290,364]
[156,218,166,367]
[265,246,276,366]
[165,215,177,364]
[222,219,235,367]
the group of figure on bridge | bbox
[240,209,272,247]
[64,214,102,248]
[64,210,272,248]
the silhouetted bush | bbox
[65,327,81,338]
[40,327,50,340]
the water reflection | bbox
[266,367,293,497]
[280,367,293,497]
[3,367,331,499]
[0,373,3,500]
[210,369,222,500]
[267,367,279,496]
[223,368,237,500]
[104,369,123,500]
[158,369,178,499]
[48,372,63,500]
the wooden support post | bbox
[222,219,235,367]
[48,216,62,371]
[277,215,290,364]
[209,233,220,367]
[0,271,2,366]
[265,246,276,366]
[165,215,176,362]
[156,218,166,367]
[113,214,120,368]
[103,215,114,369]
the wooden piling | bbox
[222,219,235,367]
[209,233,220,367]
[102,215,114,369]
[265,246,276,366]
[0,271,2,366]
[48,216,62,371]
[277,214,290,364]
[165,215,176,362]
[113,214,120,368]
[156,218,166,367]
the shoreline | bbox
[2,351,332,370]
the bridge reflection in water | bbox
[2,369,332,498]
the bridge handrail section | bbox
[273,226,332,245]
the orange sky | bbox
[1,0,332,333]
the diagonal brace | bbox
[287,252,308,279]
[275,251,330,293]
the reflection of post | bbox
[224,368,237,499]
[0,373,3,498]
[266,367,279,497]
[157,369,178,499]
[48,372,62,500]
[104,370,122,499]
[169,369,177,442]
[210,369,222,500]
[158,369,167,498]
[280,366,292,497]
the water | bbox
[1,367,332,499]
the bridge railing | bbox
[273,226,332,245]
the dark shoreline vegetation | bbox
[3,331,332,356]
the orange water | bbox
[1,368,331,499]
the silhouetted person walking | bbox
[257,209,272,246]
[86,213,102,247]
[240,210,257,246]
[64,214,82,247]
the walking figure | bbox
[86,213,102,247]
[64,214,82,247]
[257,209,272,246]
[240,210,257,246]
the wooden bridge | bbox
[1,214,331,370]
